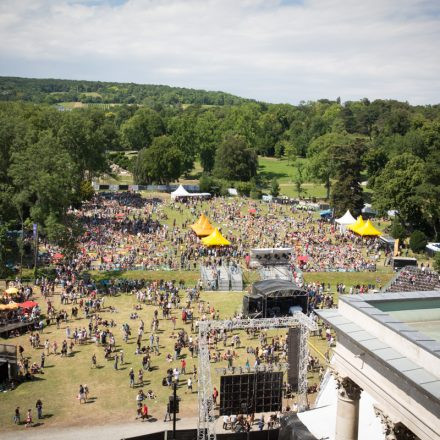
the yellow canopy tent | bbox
[191,214,215,237]
[201,228,231,246]
[5,287,19,295]
[355,219,382,237]
[347,215,365,233]
[0,302,18,311]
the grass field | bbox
[2,192,433,433]
[0,284,329,431]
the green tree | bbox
[270,179,280,197]
[195,111,221,172]
[120,108,164,150]
[307,132,355,199]
[330,139,365,217]
[222,104,262,149]
[258,112,284,156]
[434,252,440,272]
[9,131,77,226]
[409,230,427,253]
[168,114,197,176]
[213,134,258,182]
[372,153,426,232]
[294,160,306,198]
[133,136,183,184]
[58,109,109,179]
[390,218,408,241]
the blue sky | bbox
[0,0,439,104]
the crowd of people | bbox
[2,191,395,431]
[37,193,386,275]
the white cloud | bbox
[0,0,439,104]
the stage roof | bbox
[252,279,304,297]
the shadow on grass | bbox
[258,164,289,183]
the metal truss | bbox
[214,363,289,375]
[197,313,317,440]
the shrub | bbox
[236,181,252,197]
[409,230,427,253]
[434,252,440,272]
[390,219,407,241]
[270,179,280,197]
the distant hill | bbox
[0,76,252,107]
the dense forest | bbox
[0,76,251,106]
[0,77,439,274]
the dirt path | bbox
[2,417,199,440]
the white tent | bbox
[171,185,211,201]
[362,203,378,216]
[335,209,356,232]
[170,184,191,200]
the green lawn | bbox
[0,283,334,431]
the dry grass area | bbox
[0,286,329,432]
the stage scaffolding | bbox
[196,314,318,440]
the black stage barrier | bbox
[278,413,317,440]
[217,429,279,440]
[165,429,198,440]
[121,431,164,440]
[122,429,280,440]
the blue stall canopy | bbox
[319,209,333,218]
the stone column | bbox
[334,373,362,440]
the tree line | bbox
[0,76,250,107]
[0,78,439,269]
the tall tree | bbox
[307,132,355,200]
[133,136,183,185]
[120,108,164,150]
[372,153,426,231]
[213,134,258,182]
[168,114,197,176]
[330,139,365,217]
[195,110,221,172]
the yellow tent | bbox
[355,219,382,237]
[348,215,365,233]
[5,287,19,295]
[201,228,231,246]
[0,302,18,311]
[191,214,215,237]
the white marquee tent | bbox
[335,210,356,232]
[170,185,210,201]
[170,184,191,200]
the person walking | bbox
[186,377,192,394]
[40,352,45,369]
[181,358,186,375]
[13,407,20,425]
[78,385,86,404]
[138,369,143,386]
[35,399,43,419]
[91,353,97,368]
[25,409,33,427]
[141,403,149,421]
[164,402,172,422]
[129,368,135,388]
[258,416,265,431]
[114,353,119,370]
